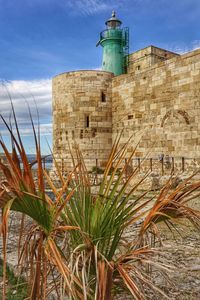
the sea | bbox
[22,154,53,170]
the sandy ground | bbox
[0,198,200,300]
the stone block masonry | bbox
[128,45,179,74]
[53,70,113,170]
[52,46,200,172]
[112,47,200,160]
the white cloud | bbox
[0,0,142,18]
[160,40,200,55]
[0,123,52,137]
[0,79,52,137]
[64,0,110,15]
[58,0,146,15]
[25,0,130,15]
[178,40,200,54]
[93,66,102,70]
[15,0,111,15]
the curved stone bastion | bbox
[52,70,114,171]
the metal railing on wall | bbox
[49,156,200,183]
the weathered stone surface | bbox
[128,45,179,74]
[52,70,113,170]
[112,47,200,161]
[53,46,200,174]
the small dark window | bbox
[128,115,133,120]
[85,115,90,128]
[137,65,141,70]
[80,129,83,139]
[101,92,106,102]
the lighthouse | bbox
[97,11,129,76]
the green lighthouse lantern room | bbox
[97,11,129,76]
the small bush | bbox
[91,165,104,174]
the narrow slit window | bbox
[85,115,90,128]
[101,92,106,102]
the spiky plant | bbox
[0,109,200,300]
[0,106,81,300]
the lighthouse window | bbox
[85,115,90,128]
[101,92,106,102]
[137,65,141,71]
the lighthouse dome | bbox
[105,11,122,28]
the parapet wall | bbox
[128,45,179,74]
[112,48,200,159]
[52,47,200,174]
[52,70,113,170]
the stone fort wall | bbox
[52,70,113,170]
[112,48,200,161]
[128,45,179,74]
[52,47,200,172]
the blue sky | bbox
[0,0,199,154]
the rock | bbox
[170,176,182,188]
[151,175,160,190]
[190,265,200,271]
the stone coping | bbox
[53,69,114,78]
